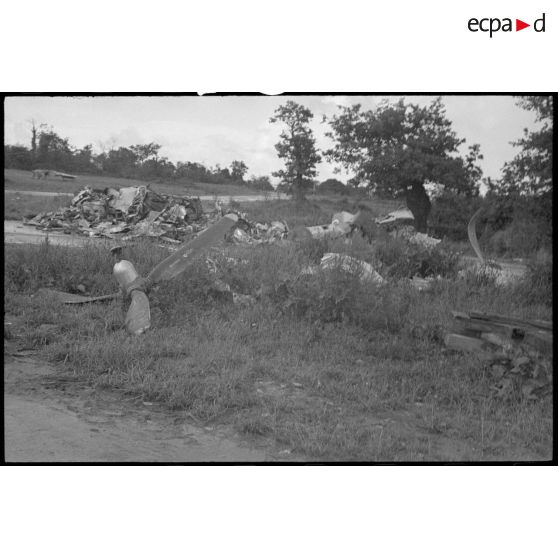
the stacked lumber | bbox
[445,311,553,399]
[446,311,552,357]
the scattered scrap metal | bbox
[305,207,442,250]
[375,208,415,226]
[305,211,359,240]
[31,169,76,180]
[301,253,386,285]
[23,185,291,246]
[228,217,289,245]
[25,185,205,241]
[389,225,442,250]
[446,311,553,400]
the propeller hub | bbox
[113,260,149,298]
[124,277,149,298]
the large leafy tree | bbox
[325,97,483,232]
[495,96,553,196]
[270,101,321,202]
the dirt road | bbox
[4,349,270,462]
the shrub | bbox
[430,191,552,259]
[511,249,553,305]
[372,233,460,279]
[284,267,417,333]
[318,178,348,195]
[429,192,482,241]
[457,265,499,289]
[4,242,115,295]
[485,219,544,257]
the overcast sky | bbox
[4,95,540,185]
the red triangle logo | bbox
[516,19,530,31]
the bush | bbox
[285,268,416,333]
[483,193,553,257]
[4,242,115,295]
[429,191,552,259]
[372,232,460,279]
[511,249,553,305]
[429,191,482,241]
[318,178,348,195]
[485,218,545,257]
[458,265,499,289]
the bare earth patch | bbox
[4,346,273,463]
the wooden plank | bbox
[451,323,484,338]
[480,332,512,347]
[444,334,500,359]
[467,311,552,331]
[450,309,553,358]
[452,317,522,338]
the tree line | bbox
[4,124,274,191]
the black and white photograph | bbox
[3,94,553,463]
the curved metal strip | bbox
[467,207,485,265]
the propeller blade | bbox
[467,207,485,265]
[146,213,238,285]
[125,290,151,335]
[62,292,121,304]
[37,288,121,305]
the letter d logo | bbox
[534,13,546,32]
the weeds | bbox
[4,192,73,221]
[511,249,553,305]
[371,231,460,279]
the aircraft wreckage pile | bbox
[23,185,289,244]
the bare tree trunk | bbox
[31,122,37,155]
[405,182,431,233]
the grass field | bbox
[4,198,552,461]
[4,168,259,197]
[4,191,72,220]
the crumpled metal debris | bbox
[25,185,206,241]
[228,217,289,244]
[108,187,139,215]
[306,211,358,239]
[232,228,253,244]
[408,276,439,291]
[489,347,551,400]
[375,208,414,225]
[390,225,441,249]
[301,253,385,285]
